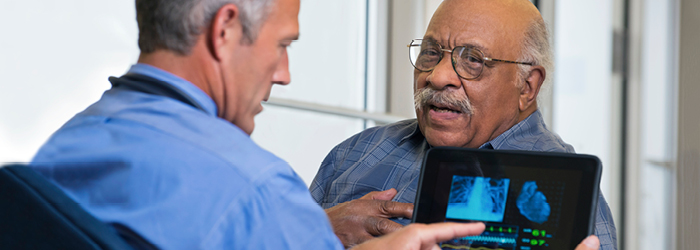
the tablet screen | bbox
[412,148,601,250]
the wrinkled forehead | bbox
[424,0,537,58]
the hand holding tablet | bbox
[412,147,602,250]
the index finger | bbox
[377,200,414,219]
[416,222,486,244]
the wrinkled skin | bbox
[325,0,547,246]
[325,189,413,248]
[414,0,545,149]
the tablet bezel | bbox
[412,147,601,249]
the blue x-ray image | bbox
[445,176,510,222]
[516,181,551,224]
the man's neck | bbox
[136,46,219,101]
[518,102,538,123]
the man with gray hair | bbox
[310,0,617,249]
[29,0,500,249]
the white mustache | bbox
[414,88,474,115]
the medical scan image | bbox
[446,176,510,222]
[516,181,551,224]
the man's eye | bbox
[465,55,482,63]
[421,49,439,57]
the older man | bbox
[28,0,502,249]
[310,0,617,249]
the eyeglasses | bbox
[408,39,533,80]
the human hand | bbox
[574,235,600,250]
[350,222,486,250]
[325,188,414,248]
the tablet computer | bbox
[412,147,601,250]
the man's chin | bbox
[231,114,257,135]
[421,126,472,148]
[255,102,264,114]
[240,123,255,135]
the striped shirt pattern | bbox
[310,110,618,250]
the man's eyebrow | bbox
[423,36,489,53]
[457,41,490,54]
[422,36,437,43]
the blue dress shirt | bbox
[310,110,618,250]
[31,64,343,250]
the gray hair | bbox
[136,0,276,55]
[414,87,475,115]
[517,18,553,93]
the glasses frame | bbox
[408,39,533,80]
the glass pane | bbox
[272,0,368,111]
[0,1,139,162]
[638,0,675,247]
[552,0,615,202]
[252,105,365,186]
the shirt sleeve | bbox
[309,145,340,206]
[594,192,618,250]
[201,162,343,250]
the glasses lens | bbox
[410,41,441,71]
[453,47,484,79]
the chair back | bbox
[0,164,134,250]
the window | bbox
[625,0,678,248]
[0,1,139,162]
[253,0,406,185]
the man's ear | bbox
[518,65,545,112]
[208,4,243,62]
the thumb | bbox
[360,188,398,200]
[575,235,600,250]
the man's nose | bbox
[425,53,462,90]
[272,51,291,85]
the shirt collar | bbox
[479,109,543,149]
[126,63,218,116]
[399,119,424,146]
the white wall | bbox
[0,1,139,162]
[0,0,374,187]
